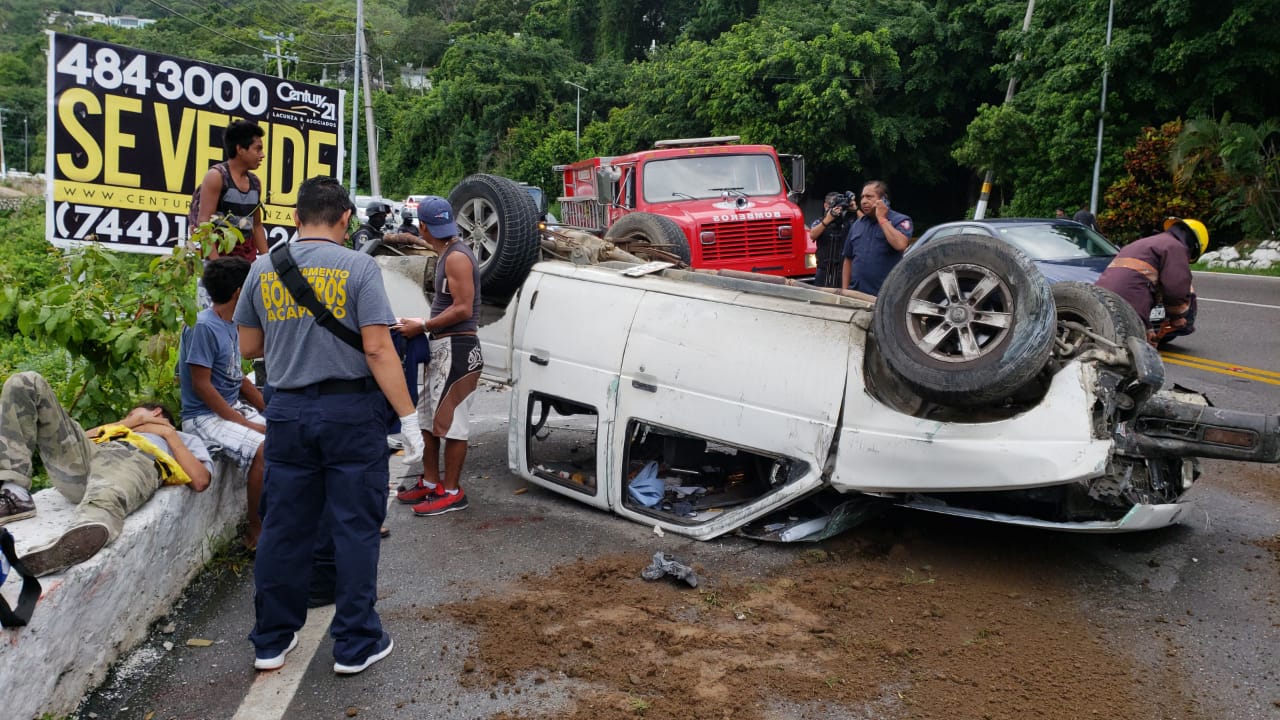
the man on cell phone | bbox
[840,180,913,296]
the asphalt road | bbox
[76,273,1280,720]
[1158,271,1280,413]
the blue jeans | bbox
[249,386,392,665]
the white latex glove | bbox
[398,413,425,465]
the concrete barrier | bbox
[0,461,244,720]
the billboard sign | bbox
[46,33,345,254]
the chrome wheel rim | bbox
[904,263,1014,363]
[455,197,499,267]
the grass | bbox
[1192,262,1280,277]
[1193,238,1280,277]
[628,694,651,714]
[203,526,255,577]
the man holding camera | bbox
[808,191,854,288]
[841,181,913,296]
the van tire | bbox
[604,212,693,263]
[872,234,1055,407]
[448,174,542,297]
[1050,281,1147,360]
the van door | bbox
[512,267,646,510]
[477,292,522,385]
[614,289,855,539]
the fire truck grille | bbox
[698,221,792,261]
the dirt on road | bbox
[445,523,1211,720]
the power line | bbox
[140,0,268,56]
[143,0,354,67]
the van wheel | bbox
[448,174,542,297]
[1051,281,1146,361]
[604,212,693,264]
[872,234,1055,407]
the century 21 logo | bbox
[276,82,338,122]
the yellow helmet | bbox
[1163,217,1209,260]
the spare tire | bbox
[1051,281,1147,360]
[604,212,693,263]
[448,174,542,297]
[872,234,1055,407]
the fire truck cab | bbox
[554,136,810,277]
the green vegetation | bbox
[1,0,1276,238]
[0,0,1275,424]
[1192,262,1280,278]
[0,204,204,427]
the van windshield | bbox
[642,154,782,203]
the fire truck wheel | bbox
[604,212,693,264]
[448,174,542,297]
[872,233,1055,407]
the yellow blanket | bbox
[91,424,192,486]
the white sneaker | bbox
[254,633,298,671]
[334,634,393,675]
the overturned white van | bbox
[373,175,1279,541]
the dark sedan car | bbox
[910,218,1118,283]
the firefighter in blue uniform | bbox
[233,176,425,675]
[841,180,914,296]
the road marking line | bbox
[231,604,336,720]
[1161,351,1280,379]
[1197,297,1280,310]
[1161,357,1280,386]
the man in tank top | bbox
[393,196,484,517]
[192,120,269,262]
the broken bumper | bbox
[901,498,1190,533]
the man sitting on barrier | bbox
[0,372,213,577]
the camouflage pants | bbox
[0,372,160,541]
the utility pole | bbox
[360,25,381,197]
[564,81,587,153]
[973,0,1036,220]
[349,0,363,197]
[23,116,28,173]
[1089,0,1116,215]
[0,107,8,179]
[259,31,297,79]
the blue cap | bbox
[416,196,459,239]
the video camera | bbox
[830,190,856,213]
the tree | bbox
[378,32,584,195]
[952,0,1280,217]
[1097,120,1216,244]
[588,13,914,173]
[1171,115,1280,241]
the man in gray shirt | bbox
[234,176,424,676]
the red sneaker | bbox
[397,478,444,504]
[413,489,469,516]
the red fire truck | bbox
[554,136,810,277]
